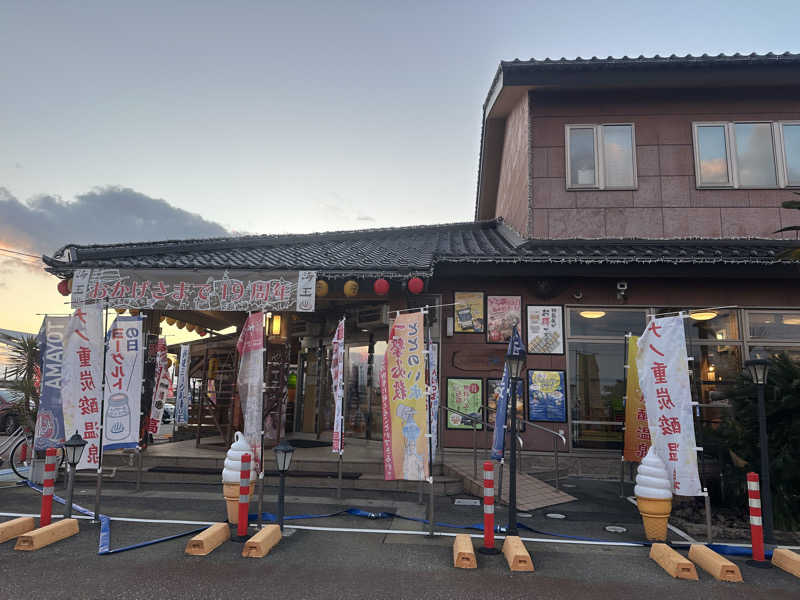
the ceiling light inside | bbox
[579,310,606,319]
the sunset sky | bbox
[2,1,799,336]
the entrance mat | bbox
[285,439,332,448]
[148,466,361,479]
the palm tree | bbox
[0,331,40,431]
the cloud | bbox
[0,186,231,259]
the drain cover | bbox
[454,498,481,506]
[518,512,532,518]
[562,483,576,488]
[604,525,627,533]
[545,513,566,519]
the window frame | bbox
[565,123,638,191]
[692,121,800,189]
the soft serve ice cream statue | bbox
[634,446,673,541]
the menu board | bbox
[446,378,483,430]
[486,378,525,431]
[528,370,567,422]
[454,291,485,333]
[486,296,522,344]
[526,305,564,355]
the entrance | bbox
[344,341,387,440]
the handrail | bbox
[442,405,491,428]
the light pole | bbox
[744,358,774,545]
[505,333,526,537]
[274,440,295,532]
[63,431,87,519]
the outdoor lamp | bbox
[274,440,295,473]
[271,314,282,336]
[63,431,87,519]
[745,359,770,386]
[505,347,526,379]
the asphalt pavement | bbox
[1,477,798,599]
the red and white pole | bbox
[478,460,500,554]
[746,472,766,562]
[238,453,251,538]
[40,447,57,527]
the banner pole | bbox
[425,305,435,537]
[258,313,267,530]
[93,299,109,523]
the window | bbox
[565,124,637,190]
[693,121,800,188]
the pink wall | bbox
[495,95,530,237]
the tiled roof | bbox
[43,219,525,278]
[43,218,798,277]
[501,52,800,71]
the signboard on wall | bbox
[454,291,485,333]
[528,370,567,423]
[446,378,483,430]
[526,305,564,355]
[486,296,522,344]
[71,268,317,312]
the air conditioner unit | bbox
[356,305,389,328]
[288,320,322,338]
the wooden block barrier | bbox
[771,548,800,578]
[0,517,36,544]
[14,519,79,551]
[649,543,698,580]
[452,534,477,569]
[688,544,742,582]
[242,525,282,558]
[502,536,534,572]
[185,523,230,556]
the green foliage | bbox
[719,353,800,530]
[4,334,40,430]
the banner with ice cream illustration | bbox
[382,311,429,481]
[636,316,702,496]
[103,315,143,451]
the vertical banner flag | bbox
[61,305,103,470]
[175,344,190,425]
[147,338,170,435]
[491,326,524,461]
[623,335,650,462]
[382,311,429,481]
[35,316,69,450]
[103,316,143,450]
[636,316,702,496]
[330,317,345,454]
[237,312,264,466]
[428,340,439,463]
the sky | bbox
[1,0,799,334]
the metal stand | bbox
[507,378,518,536]
[64,465,76,518]
[93,300,110,524]
[277,472,286,532]
[336,454,343,500]
[704,488,713,542]
[755,384,775,544]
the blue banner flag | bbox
[490,326,525,461]
[35,316,69,450]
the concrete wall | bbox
[495,95,530,236]
[524,87,800,239]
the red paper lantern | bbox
[57,278,70,296]
[373,278,390,296]
[407,277,424,295]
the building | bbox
[44,53,800,475]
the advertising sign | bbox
[486,296,522,344]
[526,306,564,355]
[454,292,485,333]
[428,341,439,462]
[146,338,170,435]
[382,311,429,481]
[34,316,68,451]
[331,318,345,454]
[103,315,143,450]
[175,344,190,426]
[623,335,650,462]
[528,370,567,422]
[487,378,523,429]
[71,268,316,312]
[237,312,264,466]
[490,327,525,460]
[636,316,702,496]
[446,378,483,430]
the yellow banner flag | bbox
[623,335,651,462]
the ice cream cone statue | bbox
[222,432,256,524]
[634,447,672,541]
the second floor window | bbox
[693,121,800,188]
[565,124,637,190]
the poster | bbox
[34,316,68,451]
[428,341,439,462]
[526,306,564,355]
[636,316,702,496]
[103,315,143,450]
[382,311,429,481]
[454,292,484,333]
[486,296,522,344]
[175,344,190,426]
[237,312,264,466]
[528,370,567,422]
[487,378,524,429]
[330,318,345,454]
[623,335,650,462]
[71,268,317,313]
[446,378,483,430]
[61,305,103,470]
